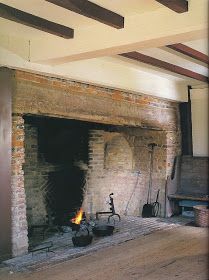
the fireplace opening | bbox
[23,116,105,234]
[37,117,89,226]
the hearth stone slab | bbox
[3,216,192,273]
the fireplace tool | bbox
[152,189,160,217]
[142,143,158,218]
[96,193,121,224]
[124,171,140,216]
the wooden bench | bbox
[168,193,209,202]
[168,193,209,217]
[165,156,209,217]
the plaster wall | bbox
[191,88,209,156]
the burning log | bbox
[71,208,83,225]
[70,208,93,247]
[70,208,84,232]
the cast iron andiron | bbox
[96,193,121,223]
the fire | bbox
[71,208,83,225]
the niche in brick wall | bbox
[104,134,133,170]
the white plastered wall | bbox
[0,47,188,102]
[191,88,209,156]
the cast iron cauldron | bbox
[71,224,93,247]
[72,234,93,247]
[92,225,114,237]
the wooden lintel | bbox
[46,0,124,29]
[155,0,188,13]
[120,52,208,83]
[0,3,74,39]
[167,43,209,65]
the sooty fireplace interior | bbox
[24,116,96,232]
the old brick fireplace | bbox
[1,68,181,259]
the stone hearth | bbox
[3,216,191,273]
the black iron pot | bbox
[72,235,93,247]
[92,225,114,237]
[70,222,80,232]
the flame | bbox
[71,208,83,225]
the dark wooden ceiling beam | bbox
[167,43,209,65]
[46,0,124,29]
[155,0,188,13]
[120,52,208,83]
[0,3,74,39]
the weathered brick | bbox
[10,70,181,258]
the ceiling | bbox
[0,0,208,101]
[0,0,162,37]
[115,38,208,79]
